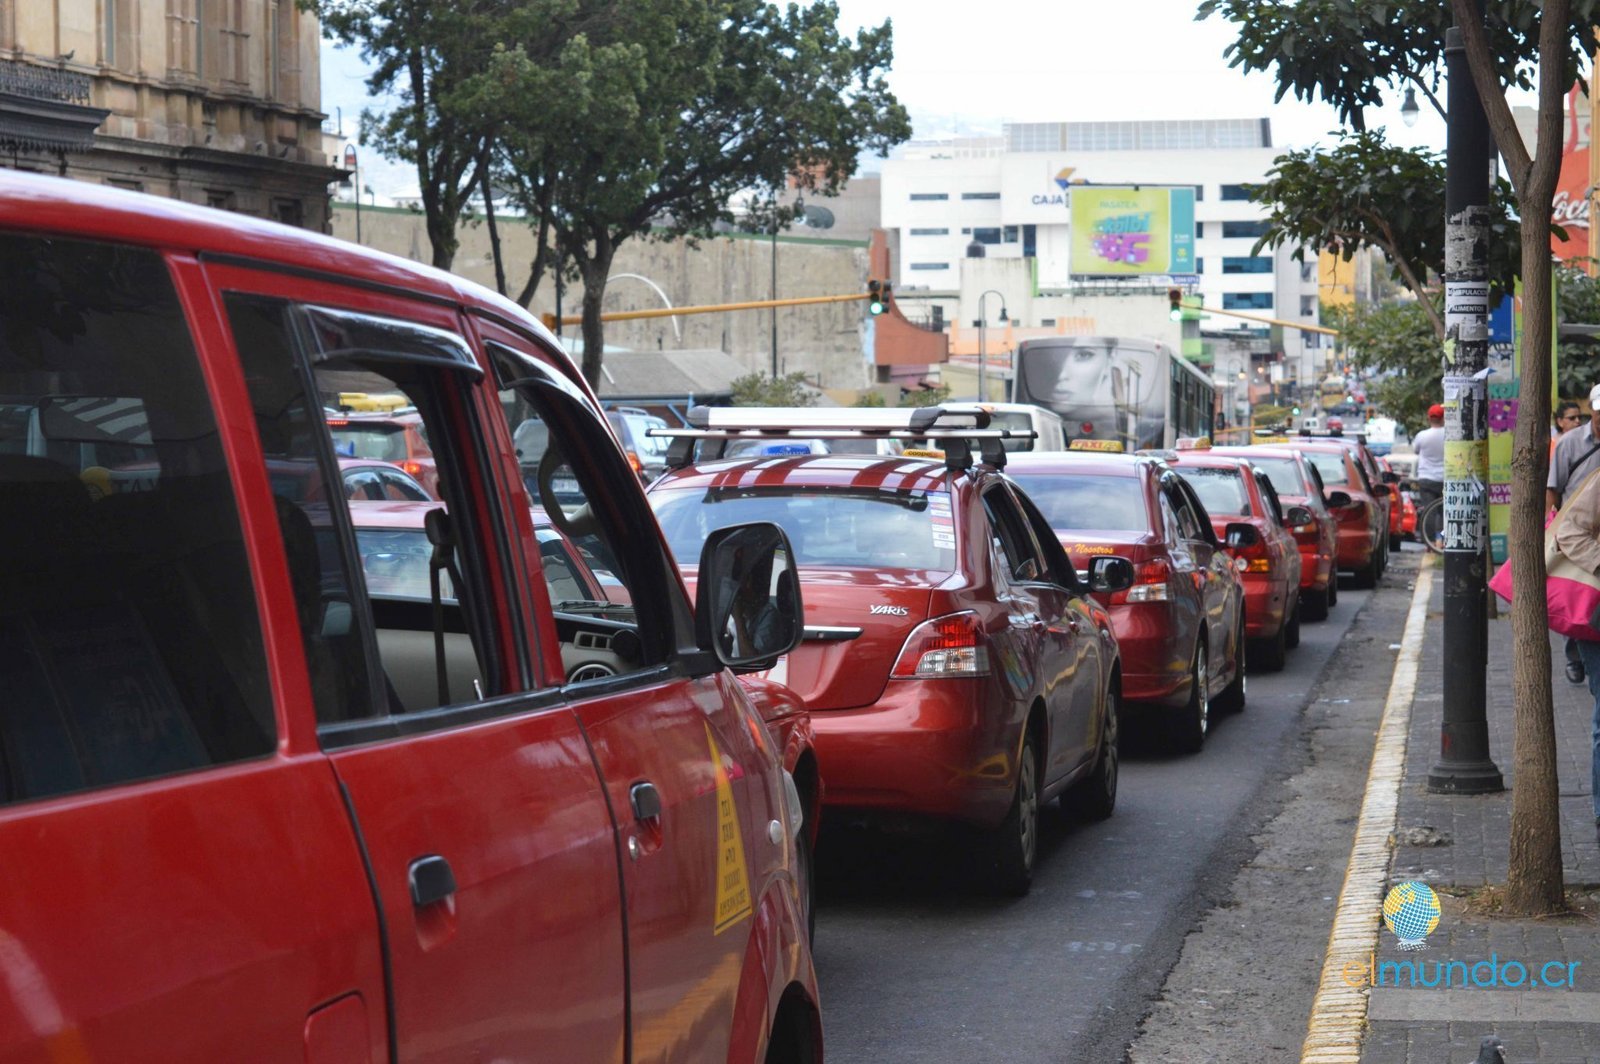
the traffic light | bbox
[1292,404,1302,417]
[1168,287,1183,322]
[868,279,886,316]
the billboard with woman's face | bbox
[1013,336,1178,451]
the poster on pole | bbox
[1069,187,1196,277]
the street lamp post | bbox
[343,144,361,244]
[1429,8,1502,794]
[977,289,1009,401]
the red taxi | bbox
[1213,445,1339,620]
[646,407,1133,895]
[1006,448,1246,752]
[0,173,820,1062]
[1160,447,1305,671]
[1377,456,1412,549]
[327,407,440,497]
[1278,438,1388,588]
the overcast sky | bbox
[322,0,1483,201]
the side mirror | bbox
[1325,490,1353,509]
[694,521,803,671]
[1382,470,1400,484]
[1224,521,1260,549]
[1088,555,1135,594]
[1284,505,1314,529]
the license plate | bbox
[552,477,580,496]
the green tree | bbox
[1557,262,1600,397]
[898,383,950,408]
[1326,300,1442,431]
[1249,131,1520,337]
[730,372,817,407]
[489,0,910,387]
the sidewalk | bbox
[1360,564,1600,1064]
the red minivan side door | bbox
[205,265,627,1062]
[479,325,793,1063]
[0,241,383,1062]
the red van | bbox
[0,173,820,1062]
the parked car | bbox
[326,407,441,497]
[1159,446,1305,671]
[0,172,821,1062]
[1006,448,1247,751]
[606,405,672,483]
[1213,445,1340,620]
[644,406,1132,895]
[1278,438,1387,588]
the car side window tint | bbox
[1012,487,1082,591]
[1166,481,1202,541]
[982,486,1042,582]
[1156,490,1184,547]
[0,236,275,806]
[489,340,675,681]
[1256,471,1285,526]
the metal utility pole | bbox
[1429,13,1503,794]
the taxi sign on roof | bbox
[1252,435,1292,444]
[902,447,946,459]
[1175,436,1211,450]
[1069,439,1124,452]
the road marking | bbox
[1299,565,1433,1063]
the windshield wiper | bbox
[552,598,633,615]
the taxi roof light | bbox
[1068,439,1125,453]
[1175,436,1211,450]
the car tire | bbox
[1302,584,1330,621]
[796,827,816,946]
[1214,621,1247,714]
[1352,551,1379,589]
[1389,532,1404,552]
[1284,594,1301,649]
[989,729,1040,896]
[1251,617,1287,673]
[1173,641,1210,753]
[1328,574,1339,607]
[1065,687,1119,821]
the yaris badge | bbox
[869,604,910,616]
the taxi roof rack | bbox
[650,404,1036,472]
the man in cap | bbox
[1547,384,1600,684]
[1412,403,1446,513]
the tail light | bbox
[1230,534,1272,574]
[625,451,643,475]
[401,460,425,478]
[1113,557,1171,604]
[891,611,990,678]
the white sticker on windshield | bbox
[926,491,955,549]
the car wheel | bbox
[796,828,816,945]
[1173,641,1210,753]
[1328,574,1339,607]
[1251,617,1287,673]
[989,729,1040,896]
[1352,551,1379,589]
[1389,532,1403,552]
[1214,620,1247,713]
[1302,584,1330,621]
[1066,687,1118,821]
[1284,594,1301,649]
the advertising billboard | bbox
[1069,186,1196,277]
[1012,336,1214,451]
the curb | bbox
[1299,565,1435,1063]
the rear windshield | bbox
[989,411,1036,452]
[1245,456,1308,497]
[329,423,406,462]
[1179,466,1252,517]
[1302,451,1350,487]
[650,486,956,571]
[1009,473,1148,531]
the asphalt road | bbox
[810,581,1376,1063]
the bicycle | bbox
[1417,495,1445,553]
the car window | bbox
[1008,472,1148,531]
[344,468,384,500]
[1175,480,1216,543]
[1179,466,1252,517]
[1166,480,1204,541]
[229,294,515,725]
[1247,455,1308,498]
[1156,491,1184,547]
[0,235,274,805]
[1255,471,1285,526]
[379,470,430,501]
[652,485,957,572]
[1302,450,1350,488]
[982,485,1043,582]
[328,420,408,461]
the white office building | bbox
[879,119,1326,389]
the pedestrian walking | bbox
[1551,463,1600,845]
[1547,385,1600,684]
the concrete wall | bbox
[331,204,878,390]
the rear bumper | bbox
[810,678,1021,829]
[1297,545,1334,592]
[1334,521,1376,569]
[1242,575,1289,638]
[1109,601,1191,706]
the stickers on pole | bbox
[1444,281,1488,337]
[706,724,752,934]
[1442,376,1488,553]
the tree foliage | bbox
[1251,131,1521,336]
[1325,300,1442,432]
[1556,262,1600,397]
[730,372,818,407]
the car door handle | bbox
[631,780,662,822]
[408,855,456,908]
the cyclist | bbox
[1412,403,1445,513]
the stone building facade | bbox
[0,0,340,229]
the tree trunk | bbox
[482,149,506,297]
[1504,208,1564,915]
[428,206,458,271]
[578,241,614,388]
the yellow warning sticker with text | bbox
[707,724,753,934]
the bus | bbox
[1011,336,1215,452]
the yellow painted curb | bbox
[1299,566,1434,1063]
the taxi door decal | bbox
[706,723,753,934]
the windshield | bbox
[1179,466,1252,517]
[1245,456,1308,497]
[329,423,407,462]
[354,527,454,600]
[651,486,956,571]
[1302,451,1350,487]
[1009,474,1147,531]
